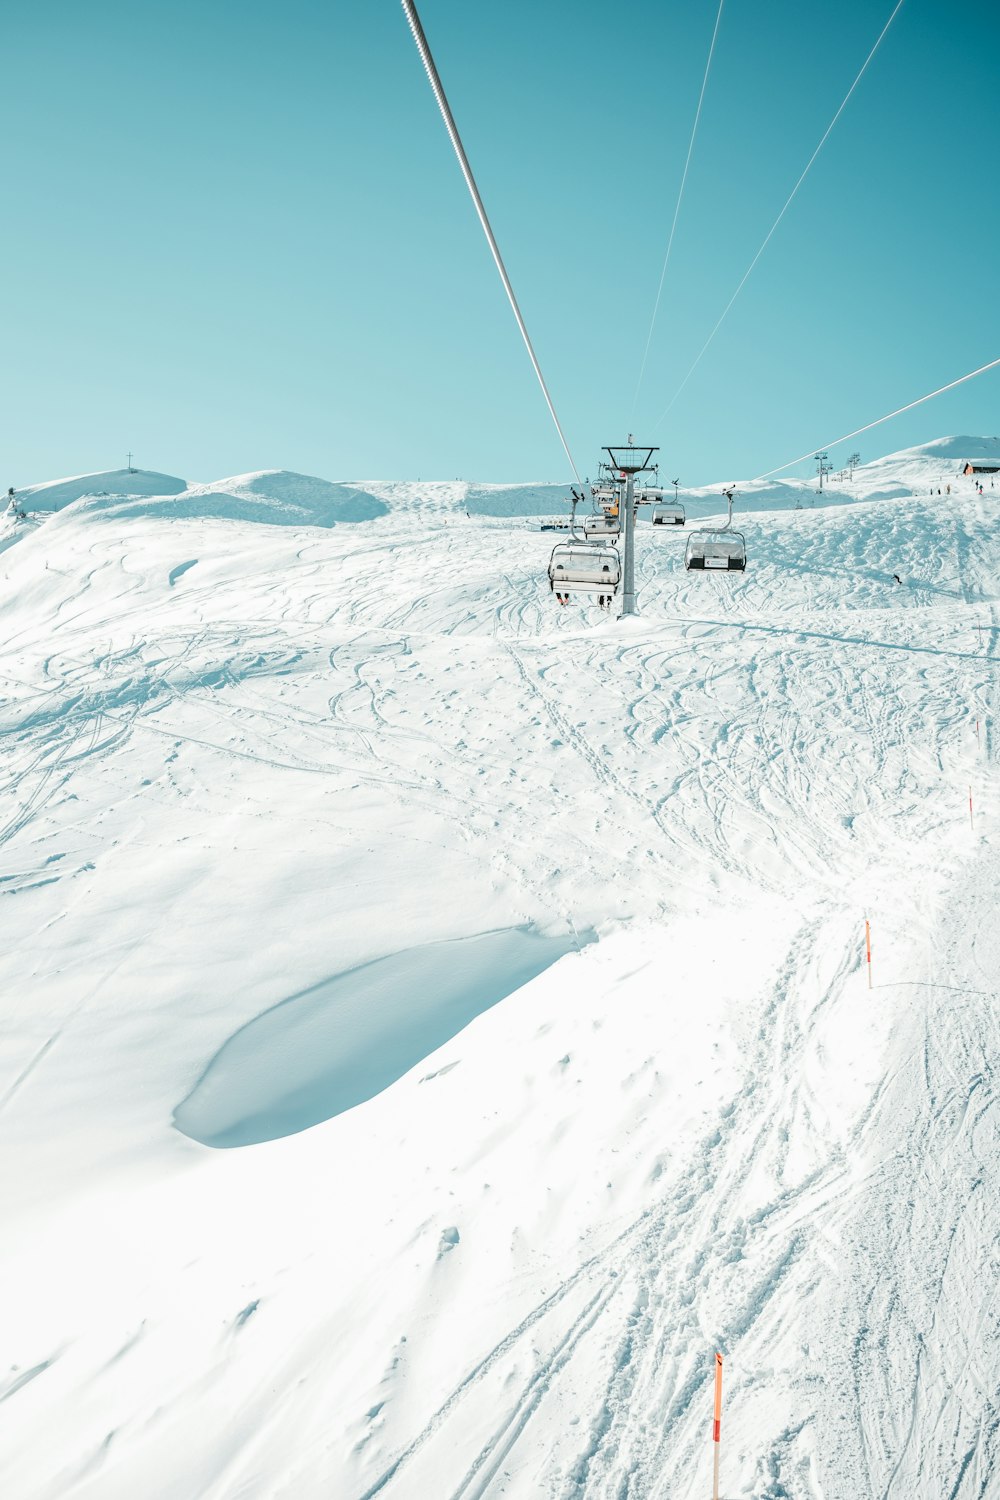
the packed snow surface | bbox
[1,439,998,1499]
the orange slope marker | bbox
[713,1351,723,1499]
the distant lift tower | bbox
[605,438,658,617]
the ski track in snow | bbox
[0,446,998,1499]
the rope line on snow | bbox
[652,0,907,433]
[753,355,1000,480]
[400,0,582,483]
[630,0,726,421]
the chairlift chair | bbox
[638,486,685,526]
[591,491,621,530]
[684,488,746,572]
[548,541,621,605]
[583,511,622,537]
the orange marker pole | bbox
[865,920,872,990]
[712,1352,723,1500]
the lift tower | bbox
[605,438,658,617]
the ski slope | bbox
[1,440,997,1499]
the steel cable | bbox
[652,0,907,433]
[753,356,1000,482]
[400,0,581,483]
[631,0,726,422]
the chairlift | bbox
[590,483,621,523]
[584,511,621,538]
[684,487,746,572]
[548,541,621,606]
[637,484,685,526]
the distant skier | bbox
[893,574,902,585]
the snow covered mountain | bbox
[1,438,997,1498]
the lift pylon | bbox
[604,438,658,617]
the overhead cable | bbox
[631,0,725,421]
[653,0,907,432]
[754,355,1000,481]
[400,0,581,483]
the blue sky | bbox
[4,0,998,486]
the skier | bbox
[893,574,902,585]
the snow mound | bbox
[230,469,389,521]
[99,469,389,529]
[897,434,1000,462]
[174,927,580,1148]
[465,482,576,518]
[19,468,187,512]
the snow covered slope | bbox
[1,440,997,1499]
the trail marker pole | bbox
[969,786,974,831]
[712,1352,723,1500]
[865,920,872,989]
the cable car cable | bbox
[631,0,725,421]
[399,0,582,484]
[651,0,907,433]
[752,355,1000,482]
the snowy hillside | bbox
[1,439,997,1499]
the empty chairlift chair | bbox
[636,485,685,526]
[548,542,622,606]
[684,487,746,572]
[584,511,621,538]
